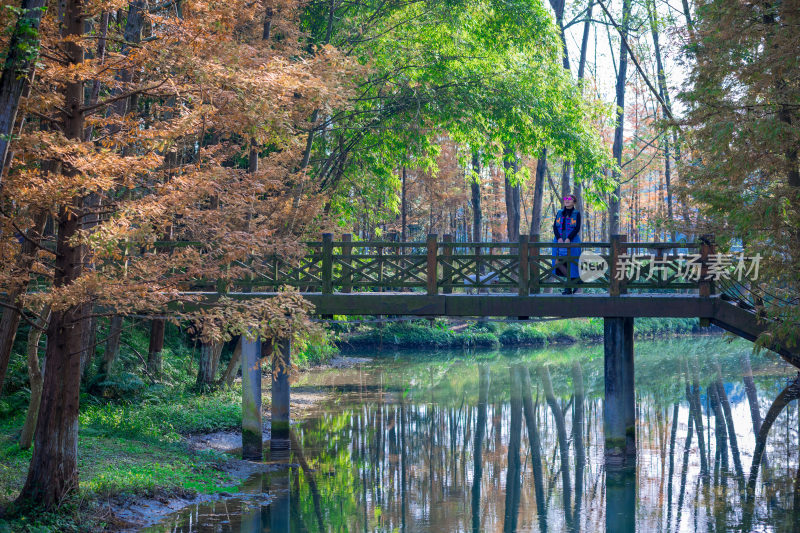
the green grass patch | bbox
[344,321,501,349]
[79,386,242,443]
[344,317,701,349]
[0,386,244,532]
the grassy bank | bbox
[0,386,244,532]
[341,317,704,350]
[0,318,269,532]
[0,313,341,531]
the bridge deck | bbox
[166,234,797,366]
[201,291,715,318]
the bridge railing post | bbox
[699,234,715,297]
[341,233,352,293]
[699,234,715,326]
[610,234,628,296]
[518,235,529,296]
[322,233,333,294]
[530,234,540,294]
[443,234,453,294]
[389,231,399,292]
[377,238,384,292]
[427,234,438,296]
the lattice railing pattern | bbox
[172,235,710,295]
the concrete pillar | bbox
[241,335,262,460]
[604,317,635,467]
[270,337,291,458]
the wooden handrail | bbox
[139,234,715,295]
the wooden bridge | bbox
[183,232,797,468]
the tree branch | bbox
[595,0,674,121]
[81,81,168,115]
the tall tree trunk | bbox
[503,146,520,241]
[577,0,594,83]
[17,0,87,503]
[99,315,123,379]
[548,0,574,201]
[263,5,274,40]
[0,212,46,394]
[220,336,243,387]
[17,208,85,507]
[471,151,482,242]
[681,0,693,30]
[0,0,48,178]
[147,319,165,379]
[112,0,146,119]
[647,0,675,239]
[84,10,110,141]
[530,149,547,235]
[196,341,223,388]
[548,0,571,71]
[79,193,101,378]
[19,305,49,450]
[609,0,631,235]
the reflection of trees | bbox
[713,361,744,482]
[571,362,585,533]
[674,396,693,531]
[472,365,489,533]
[684,358,709,475]
[538,365,573,531]
[747,374,800,495]
[273,345,796,533]
[742,374,800,530]
[504,367,523,533]
[289,430,324,531]
[521,365,548,532]
[665,402,679,531]
[741,352,769,469]
[709,377,729,481]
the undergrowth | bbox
[343,317,702,349]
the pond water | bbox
[144,335,800,532]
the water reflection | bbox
[145,337,800,532]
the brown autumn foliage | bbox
[0,0,356,336]
[0,0,357,507]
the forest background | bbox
[0,0,797,526]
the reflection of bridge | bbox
[214,233,796,468]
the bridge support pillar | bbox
[270,337,291,459]
[604,317,635,468]
[241,335,262,460]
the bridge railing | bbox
[219,233,708,295]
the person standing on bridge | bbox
[553,193,582,294]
